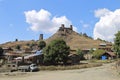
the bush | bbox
[15,45,21,50]
[38,40,46,49]
[93,49,105,59]
[39,63,102,71]
[76,49,84,60]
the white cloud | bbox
[24,9,77,34]
[94,8,111,18]
[83,24,90,28]
[94,8,120,42]
[80,20,90,28]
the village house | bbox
[5,51,22,63]
[80,43,116,60]
[101,52,116,60]
[14,50,43,65]
[98,43,116,60]
[82,48,96,60]
[98,43,113,52]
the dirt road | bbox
[0,62,120,80]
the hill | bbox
[0,40,37,50]
[46,24,107,50]
[0,24,111,50]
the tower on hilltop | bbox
[59,24,73,31]
[39,34,43,40]
[59,24,73,34]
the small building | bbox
[5,51,22,63]
[3,47,13,53]
[101,52,116,60]
[14,50,43,65]
[5,63,18,71]
[82,48,96,60]
[68,54,80,65]
[98,43,113,52]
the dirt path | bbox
[0,62,120,80]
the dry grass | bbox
[0,40,36,49]
[39,63,102,71]
[116,59,120,73]
[45,30,109,50]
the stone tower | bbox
[39,34,43,40]
[70,25,73,30]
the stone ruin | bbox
[58,24,73,36]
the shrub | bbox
[38,40,46,49]
[76,49,84,60]
[93,49,105,59]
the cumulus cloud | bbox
[24,9,77,34]
[94,8,111,18]
[94,8,120,42]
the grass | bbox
[89,59,115,63]
[39,63,102,71]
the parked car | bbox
[29,64,39,72]
[18,64,39,72]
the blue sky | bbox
[1,0,120,44]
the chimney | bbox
[70,25,73,30]
[39,34,43,40]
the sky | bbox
[1,0,120,44]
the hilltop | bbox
[0,24,111,50]
[46,24,109,50]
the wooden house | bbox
[101,52,116,60]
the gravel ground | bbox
[0,62,120,80]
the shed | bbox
[68,54,80,65]
[101,52,116,60]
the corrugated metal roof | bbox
[15,50,43,60]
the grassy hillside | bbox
[0,27,111,50]
[0,40,37,49]
[45,30,105,50]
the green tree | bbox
[76,49,84,60]
[43,39,70,65]
[0,47,3,56]
[83,33,88,37]
[93,49,105,59]
[114,31,120,58]
[38,40,46,49]
[29,42,36,49]
[15,45,21,50]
